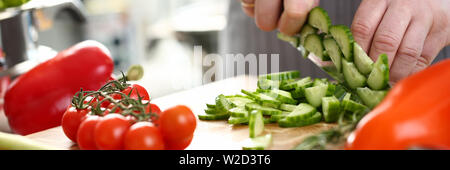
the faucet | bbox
[0,0,87,77]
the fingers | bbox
[241,0,255,17]
[368,3,411,66]
[410,32,446,75]
[390,16,432,82]
[255,0,282,31]
[278,0,318,36]
[351,0,388,52]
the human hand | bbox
[240,0,320,36]
[351,0,450,82]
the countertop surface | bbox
[23,75,336,150]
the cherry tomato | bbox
[94,114,131,150]
[159,105,196,150]
[165,134,194,150]
[61,107,89,142]
[106,103,123,113]
[147,104,162,126]
[77,115,101,150]
[122,84,150,101]
[98,93,122,108]
[124,122,165,150]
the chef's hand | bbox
[240,0,450,83]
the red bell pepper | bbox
[346,59,450,150]
[4,40,114,135]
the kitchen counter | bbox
[25,75,336,150]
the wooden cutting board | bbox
[25,75,337,150]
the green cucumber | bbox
[299,24,318,46]
[258,71,300,81]
[367,54,390,90]
[277,33,300,47]
[280,104,297,112]
[257,89,297,105]
[215,94,236,112]
[206,104,216,109]
[242,133,273,150]
[307,7,332,33]
[313,78,329,87]
[228,116,249,125]
[284,103,317,122]
[323,37,343,72]
[249,110,264,138]
[205,108,219,115]
[341,93,368,112]
[356,87,387,109]
[245,103,283,116]
[198,113,230,120]
[305,84,335,107]
[353,43,374,75]
[269,112,291,123]
[280,77,313,91]
[257,79,281,90]
[304,34,325,60]
[229,107,249,117]
[278,112,322,128]
[227,96,255,107]
[330,25,354,61]
[342,58,366,89]
[322,96,341,123]
[242,90,282,108]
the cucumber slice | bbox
[299,24,318,46]
[313,78,328,87]
[322,96,341,123]
[285,103,317,122]
[242,134,273,150]
[242,90,282,108]
[280,104,297,112]
[228,116,249,125]
[215,94,236,112]
[304,34,325,60]
[198,113,230,120]
[342,59,366,89]
[229,107,249,117]
[257,79,281,90]
[307,7,332,33]
[277,33,300,47]
[269,112,291,123]
[258,71,300,81]
[249,110,264,138]
[341,93,368,112]
[206,104,216,109]
[257,89,297,105]
[323,37,343,72]
[353,43,374,75]
[330,25,354,61]
[356,87,387,109]
[245,103,283,116]
[305,85,335,107]
[367,54,390,90]
[280,77,313,91]
[227,96,255,107]
[205,108,219,115]
[278,112,322,128]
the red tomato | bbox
[94,114,131,150]
[98,93,122,108]
[122,84,150,101]
[165,134,193,150]
[77,115,101,150]
[124,122,165,150]
[147,104,162,126]
[159,105,196,150]
[61,107,89,142]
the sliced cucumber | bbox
[330,25,354,61]
[305,85,335,108]
[257,79,281,90]
[215,94,236,112]
[322,96,341,123]
[257,89,297,105]
[229,107,249,117]
[206,104,216,109]
[323,37,343,72]
[307,7,332,33]
[269,112,291,123]
[367,54,390,90]
[280,77,313,91]
[242,133,273,150]
[299,24,318,46]
[245,103,283,116]
[353,43,374,75]
[198,113,230,120]
[280,104,297,112]
[205,108,219,115]
[258,71,300,81]
[277,32,300,47]
[304,34,325,60]
[313,78,328,87]
[341,93,368,112]
[342,59,366,89]
[278,112,322,128]
[228,116,249,125]
[249,110,264,138]
[227,96,254,107]
[285,103,317,122]
[241,89,281,108]
[356,87,387,109]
